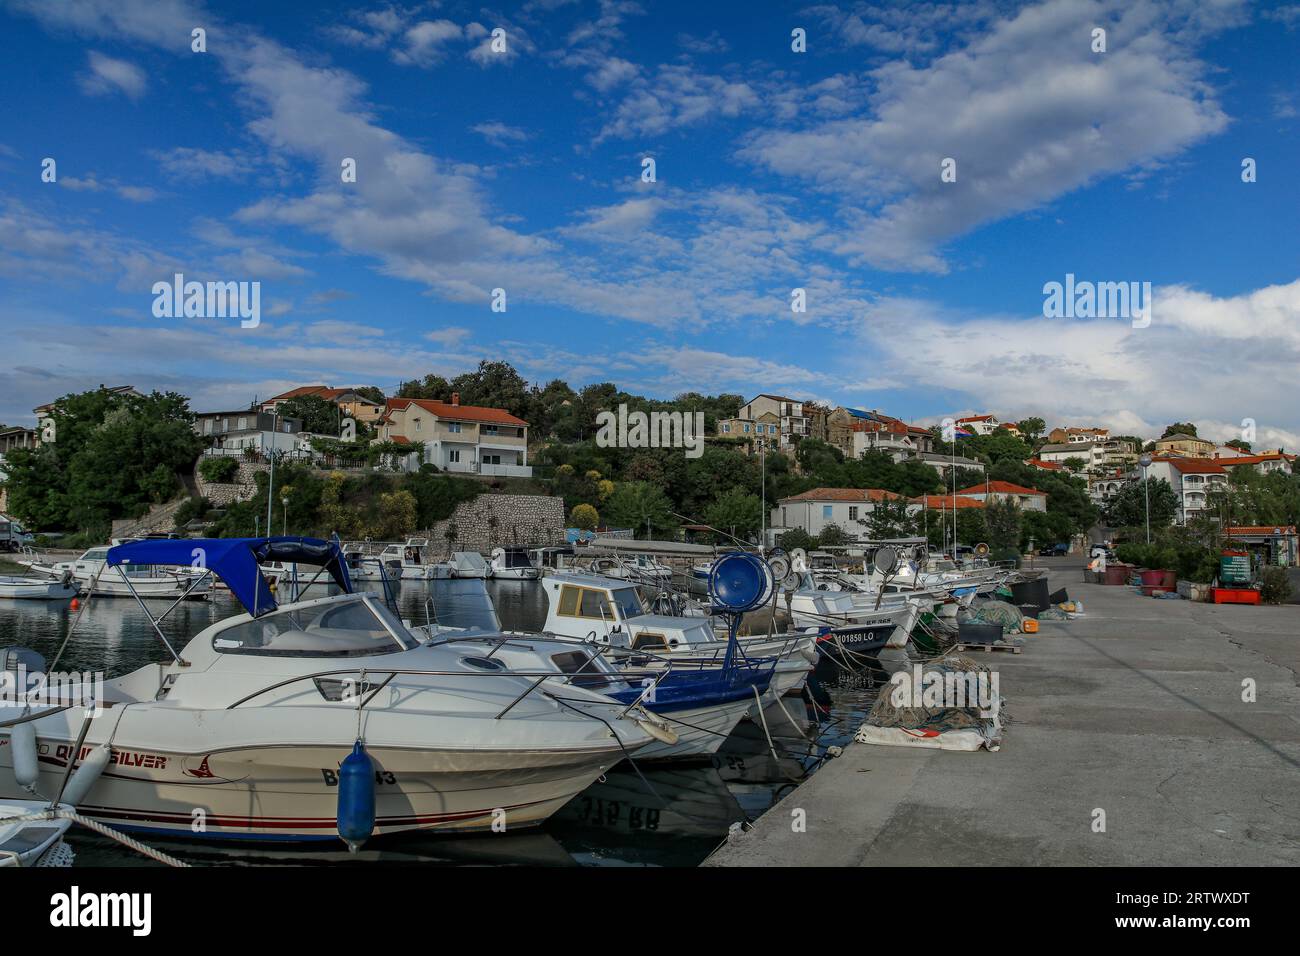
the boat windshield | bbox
[212,597,415,657]
[610,587,645,620]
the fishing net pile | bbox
[854,655,1004,752]
[968,600,1025,633]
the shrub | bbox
[173,496,212,530]
[1260,567,1292,605]
[570,503,598,530]
[199,456,239,483]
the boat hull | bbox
[635,697,753,761]
[0,578,78,601]
[0,738,628,841]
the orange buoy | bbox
[69,598,80,610]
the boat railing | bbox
[222,663,654,716]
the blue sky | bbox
[1,0,1298,447]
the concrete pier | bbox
[706,560,1300,867]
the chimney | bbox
[451,392,460,406]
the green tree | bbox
[865,500,915,539]
[1161,422,1198,438]
[604,481,678,538]
[985,499,1022,557]
[275,395,343,434]
[1104,478,1179,528]
[1017,417,1046,443]
[704,488,763,541]
[5,388,203,532]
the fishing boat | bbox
[20,545,211,599]
[0,801,75,866]
[0,537,661,844]
[488,547,539,580]
[0,574,79,601]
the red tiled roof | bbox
[1219,453,1295,466]
[1025,458,1064,471]
[909,494,985,509]
[956,414,994,423]
[954,480,1046,497]
[386,397,528,427]
[1224,525,1297,536]
[780,487,903,503]
[1157,457,1227,475]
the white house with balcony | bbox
[1139,457,1228,525]
[377,394,532,477]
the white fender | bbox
[11,722,39,791]
[60,742,111,806]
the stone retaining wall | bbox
[195,460,268,507]
[427,494,566,556]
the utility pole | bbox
[760,441,766,552]
[1139,453,1153,544]
[266,409,279,537]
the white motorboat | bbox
[0,574,78,601]
[489,547,539,580]
[374,537,439,580]
[431,551,490,579]
[0,537,659,844]
[537,573,815,742]
[341,543,402,582]
[20,546,211,600]
[0,801,75,866]
[586,554,674,584]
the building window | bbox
[238,417,247,430]
[743,424,750,433]
[482,425,499,436]
[722,423,730,433]
[823,505,832,519]
[849,506,859,521]
[448,449,461,463]
[448,422,461,433]
[483,454,501,465]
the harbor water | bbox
[0,576,880,866]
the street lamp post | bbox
[282,496,290,536]
[1139,453,1153,544]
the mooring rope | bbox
[0,809,189,867]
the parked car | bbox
[1038,542,1070,556]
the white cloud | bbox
[743,0,1237,272]
[861,279,1300,442]
[471,121,529,146]
[151,147,252,181]
[79,51,147,99]
[593,63,760,142]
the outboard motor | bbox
[1,646,47,697]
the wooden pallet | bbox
[955,641,1022,654]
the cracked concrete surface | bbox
[705,559,1300,867]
